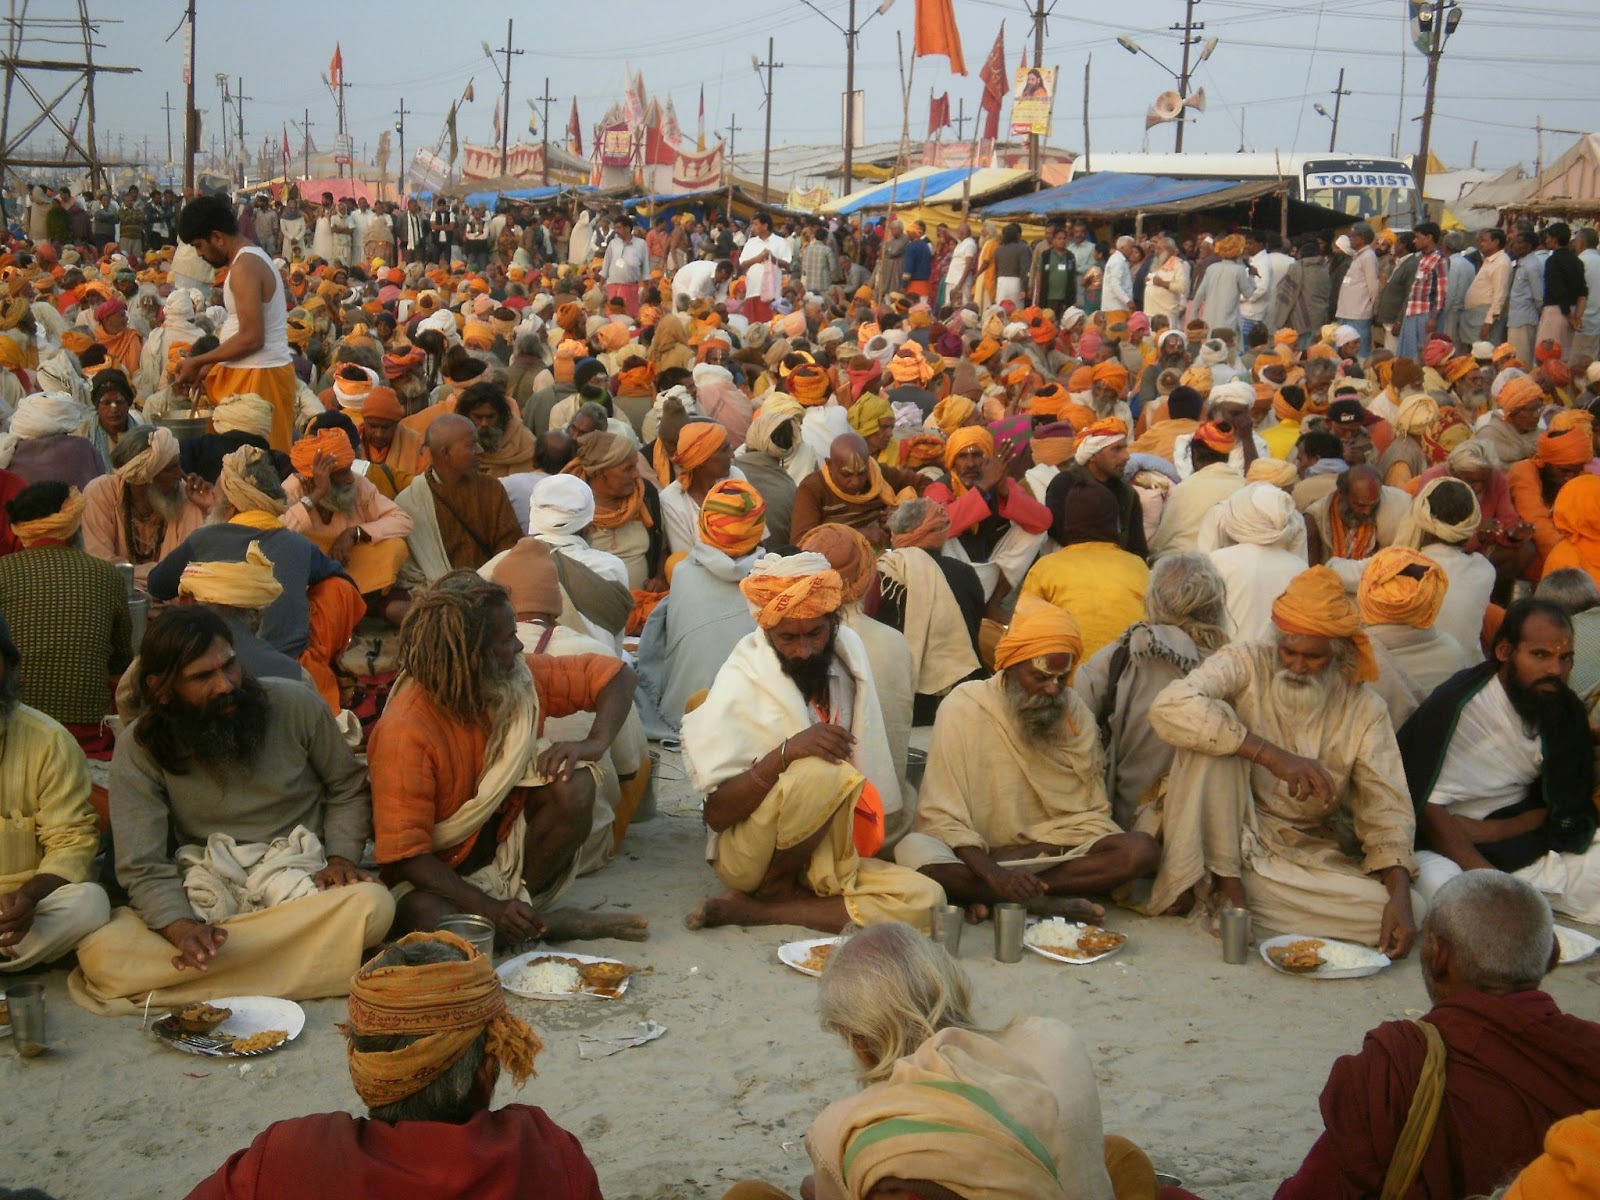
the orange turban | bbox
[1503,1110,1600,1200]
[944,425,994,474]
[462,320,494,350]
[1498,375,1545,414]
[1194,420,1237,454]
[1441,356,1476,384]
[970,337,1000,365]
[1272,389,1305,424]
[60,329,94,355]
[1091,360,1130,392]
[993,595,1085,680]
[697,479,767,557]
[1029,315,1058,346]
[11,486,86,547]
[594,322,630,352]
[1000,358,1033,389]
[739,554,845,628]
[1028,382,1067,418]
[344,931,542,1109]
[361,386,405,422]
[788,363,833,406]
[673,421,728,474]
[1073,417,1128,463]
[1270,565,1378,682]
[1067,365,1095,392]
[290,427,357,476]
[887,349,933,386]
[1273,328,1299,348]
[798,522,877,605]
[1357,546,1447,629]
[1536,426,1592,468]
[1214,234,1245,259]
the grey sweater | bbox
[110,678,372,929]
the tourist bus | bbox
[1075,152,1422,227]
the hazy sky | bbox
[31,0,1600,182]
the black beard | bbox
[0,667,20,721]
[1502,668,1566,727]
[476,424,505,451]
[153,676,270,772]
[1003,672,1068,737]
[778,623,839,703]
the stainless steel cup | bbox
[437,914,497,960]
[993,903,1027,962]
[1221,907,1252,964]
[5,981,46,1058]
[928,904,963,955]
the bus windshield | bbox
[1299,157,1420,225]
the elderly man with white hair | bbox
[1200,482,1309,642]
[81,425,209,588]
[1100,235,1136,319]
[0,389,102,489]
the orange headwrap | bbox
[1270,565,1378,682]
[1441,356,1476,384]
[343,931,542,1109]
[739,559,845,628]
[697,479,767,557]
[11,486,86,547]
[60,328,94,356]
[1028,382,1067,418]
[798,522,877,605]
[1272,389,1305,424]
[944,425,995,475]
[1503,1110,1600,1200]
[887,349,933,386]
[929,394,977,436]
[1030,315,1058,346]
[1536,426,1593,468]
[289,427,357,476]
[970,337,1000,365]
[1357,546,1446,629]
[1001,358,1032,389]
[1067,365,1095,392]
[1497,375,1545,414]
[993,595,1085,681]
[462,320,494,350]
[1091,360,1129,392]
[1194,420,1237,454]
[361,386,405,423]
[788,363,833,406]
[594,322,630,352]
[673,421,728,474]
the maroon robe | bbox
[1276,990,1600,1200]
[183,1104,603,1200]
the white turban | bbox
[1334,325,1361,348]
[210,393,275,439]
[1208,379,1256,410]
[1074,430,1127,465]
[1059,306,1086,331]
[527,473,596,541]
[1208,482,1305,551]
[1470,341,1495,362]
[1394,475,1483,549]
[0,390,86,467]
[113,425,181,485]
[1198,339,1229,366]
[417,309,459,344]
[331,364,380,413]
[35,350,88,405]
[1002,322,1028,343]
[1446,438,1499,473]
[1333,235,1353,256]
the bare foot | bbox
[541,906,650,942]
[686,892,753,931]
[1162,888,1197,918]
[964,903,991,924]
[1027,896,1106,923]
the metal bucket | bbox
[153,416,210,441]
[436,913,496,959]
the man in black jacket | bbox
[1537,221,1589,357]
[1397,597,1600,923]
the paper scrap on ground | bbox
[578,1020,667,1059]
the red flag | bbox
[697,84,706,151]
[568,97,583,156]
[914,0,968,76]
[928,93,951,136]
[979,24,1007,139]
[281,125,291,165]
[329,43,343,89]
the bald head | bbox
[425,413,481,482]
[829,432,871,469]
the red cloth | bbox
[1405,463,1520,538]
[182,1104,603,1200]
[0,466,24,557]
[923,479,1053,538]
[1275,990,1600,1200]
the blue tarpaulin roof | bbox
[830,168,975,215]
[983,172,1240,217]
[412,185,591,206]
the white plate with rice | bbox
[779,937,842,978]
[497,951,634,1001]
[1259,934,1391,979]
[1556,925,1600,965]
[1023,918,1128,965]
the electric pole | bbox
[1414,0,1461,202]
[755,37,784,202]
[163,91,176,172]
[1172,0,1203,152]
[182,0,196,195]
[952,98,968,141]
[1028,1,1048,173]
[491,19,523,179]
[725,112,741,221]
[301,108,314,182]
[234,76,251,189]
[215,74,231,171]
[536,78,556,185]
[1327,68,1350,153]
[394,99,408,199]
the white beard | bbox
[1267,666,1336,725]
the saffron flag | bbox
[928,92,951,136]
[463,80,476,104]
[281,125,291,165]
[568,98,583,155]
[697,85,706,151]
[528,103,538,136]
[328,44,343,89]
[914,0,968,76]
[493,99,503,146]
[978,24,1007,140]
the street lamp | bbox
[1117,30,1217,151]
[1414,0,1463,201]
[803,0,897,196]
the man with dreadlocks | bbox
[368,572,648,945]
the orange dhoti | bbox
[204,362,300,453]
[300,575,365,711]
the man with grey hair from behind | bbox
[1536,566,1600,699]
[184,930,604,1199]
[717,921,1194,1200]
[1277,871,1600,1200]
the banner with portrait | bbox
[600,122,635,167]
[1010,65,1056,138]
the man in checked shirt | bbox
[1397,221,1447,360]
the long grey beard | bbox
[323,481,357,515]
[485,652,534,725]
[1003,672,1070,738]
[476,423,505,451]
[1267,667,1336,726]
[146,484,185,523]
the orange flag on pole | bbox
[329,44,343,89]
[914,0,968,76]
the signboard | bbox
[333,133,353,167]
[461,141,546,181]
[841,90,865,147]
[1301,157,1416,193]
[181,21,192,85]
[1010,66,1056,138]
[600,122,634,167]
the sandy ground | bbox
[5,745,1600,1200]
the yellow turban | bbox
[847,392,894,438]
[739,552,845,628]
[1091,360,1129,391]
[673,421,729,474]
[217,445,287,517]
[1357,546,1446,630]
[1497,375,1544,414]
[928,394,977,437]
[344,931,543,1109]
[1270,565,1377,682]
[788,363,833,406]
[944,425,994,474]
[993,594,1085,679]
[177,539,284,608]
[210,393,275,439]
[1179,365,1213,394]
[697,479,767,558]
[113,426,181,486]
[1246,457,1299,488]
[11,486,86,547]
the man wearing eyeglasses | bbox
[894,596,1161,919]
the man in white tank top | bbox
[173,195,298,452]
